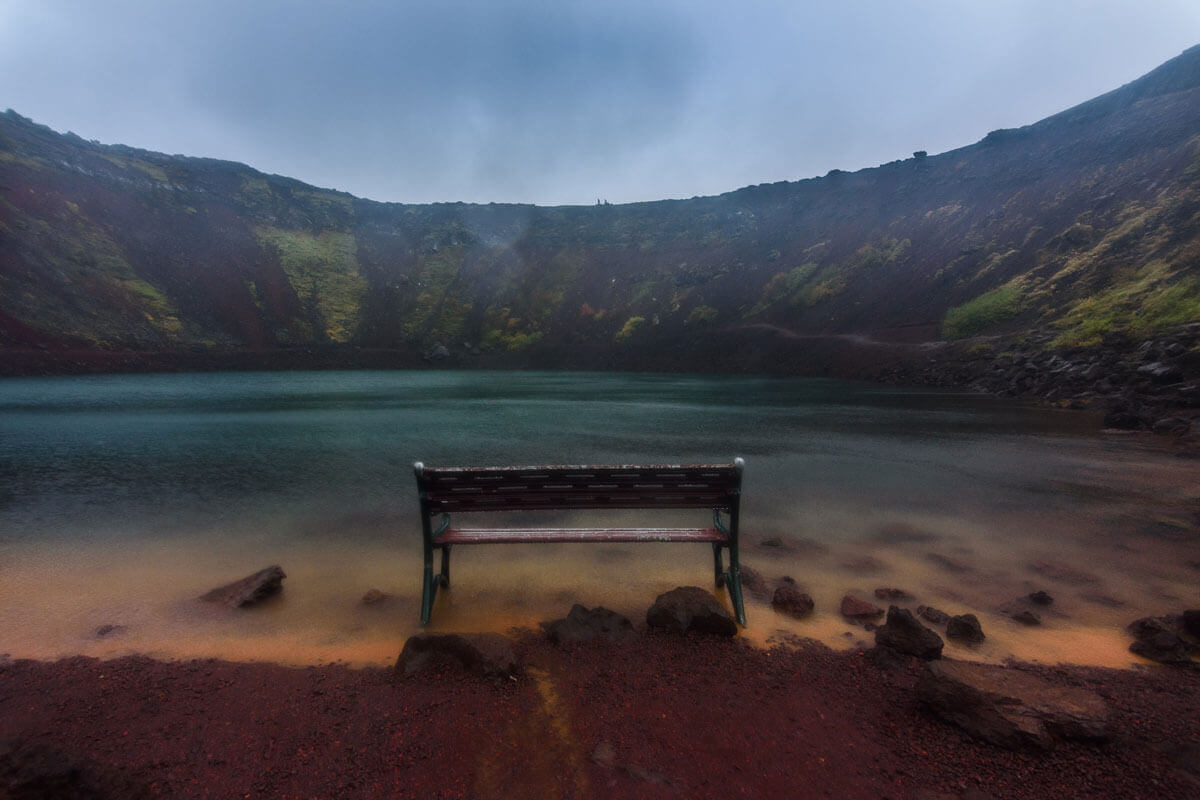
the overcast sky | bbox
[2,1,1198,206]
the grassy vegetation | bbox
[941,281,1025,339]
[1052,261,1200,346]
[254,226,364,342]
[686,305,718,325]
[615,316,645,342]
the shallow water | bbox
[1,370,1196,667]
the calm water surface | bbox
[1,370,1196,666]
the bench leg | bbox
[712,543,725,587]
[440,544,451,588]
[726,543,746,626]
[726,564,747,627]
[420,559,437,625]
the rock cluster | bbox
[876,324,1200,434]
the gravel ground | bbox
[1,634,1197,799]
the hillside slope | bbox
[3,46,1200,382]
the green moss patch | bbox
[255,226,364,343]
[1052,261,1200,346]
[942,282,1025,339]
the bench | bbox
[413,459,746,626]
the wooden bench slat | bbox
[426,494,733,512]
[438,527,727,544]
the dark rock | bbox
[199,565,286,608]
[873,587,912,601]
[1028,590,1054,606]
[874,605,943,659]
[1126,614,1199,664]
[395,633,519,678]
[771,584,814,619]
[361,588,392,606]
[646,586,737,636]
[866,641,911,670]
[946,614,986,644]
[1126,615,1173,639]
[1137,361,1183,384]
[1009,610,1042,626]
[917,605,950,625]
[543,604,637,644]
[840,595,884,620]
[1184,609,1200,638]
[1129,631,1197,664]
[917,660,1110,751]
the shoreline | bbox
[2,633,1198,799]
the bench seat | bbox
[438,526,727,545]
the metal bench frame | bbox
[413,459,746,626]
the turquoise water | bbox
[0,370,1196,665]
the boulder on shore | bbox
[1126,614,1200,664]
[840,595,884,620]
[646,587,737,636]
[199,566,286,608]
[874,606,943,660]
[771,584,815,619]
[946,613,986,644]
[395,633,519,678]
[917,660,1110,751]
[543,604,637,644]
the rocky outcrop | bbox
[646,587,737,636]
[917,660,1110,751]
[543,604,637,645]
[395,633,519,678]
[199,566,286,608]
[876,325,1200,431]
[874,606,943,660]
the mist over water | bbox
[1,370,1196,666]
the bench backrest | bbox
[414,461,743,514]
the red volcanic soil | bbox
[1,634,1198,799]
